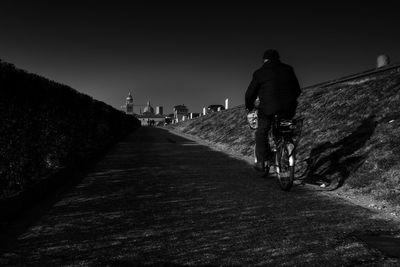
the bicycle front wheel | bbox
[275,142,295,191]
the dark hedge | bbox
[0,60,140,198]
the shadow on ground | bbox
[302,115,377,189]
[1,127,399,266]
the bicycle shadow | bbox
[302,115,377,189]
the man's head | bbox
[263,49,280,61]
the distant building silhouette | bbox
[125,92,134,114]
[136,100,165,126]
[190,112,200,119]
[143,101,154,114]
[156,106,163,115]
[207,104,225,113]
[173,104,189,123]
[121,93,166,126]
[164,113,174,124]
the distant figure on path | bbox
[245,49,301,172]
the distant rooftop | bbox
[135,114,165,119]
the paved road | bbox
[1,127,399,266]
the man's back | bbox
[245,59,301,118]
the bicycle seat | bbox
[274,116,303,135]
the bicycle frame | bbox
[273,136,295,167]
[271,117,296,163]
[271,116,303,191]
[249,112,303,191]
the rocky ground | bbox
[1,127,400,266]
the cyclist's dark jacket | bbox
[245,59,301,119]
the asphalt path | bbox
[1,127,399,266]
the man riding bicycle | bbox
[245,49,301,173]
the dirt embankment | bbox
[167,65,400,210]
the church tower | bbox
[126,92,134,114]
[143,100,154,114]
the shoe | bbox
[253,162,265,172]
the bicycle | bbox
[247,110,304,191]
[270,115,303,191]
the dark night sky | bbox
[1,1,399,114]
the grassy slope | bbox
[167,66,400,206]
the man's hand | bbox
[254,97,260,108]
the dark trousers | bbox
[255,116,273,163]
[255,106,297,163]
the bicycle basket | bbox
[247,110,258,130]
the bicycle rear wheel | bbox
[275,142,295,191]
